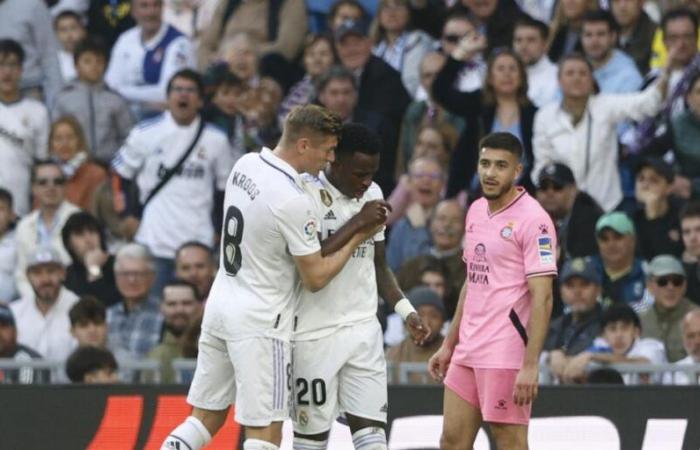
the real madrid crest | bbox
[299,410,309,426]
[319,189,333,207]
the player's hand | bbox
[513,363,539,406]
[405,312,431,346]
[428,344,453,382]
[355,200,392,231]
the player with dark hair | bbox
[65,345,119,383]
[429,132,557,449]
[161,106,388,450]
[292,123,429,450]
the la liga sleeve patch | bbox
[537,235,554,265]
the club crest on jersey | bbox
[298,410,309,426]
[538,235,554,264]
[501,222,514,239]
[303,218,317,239]
[319,189,333,207]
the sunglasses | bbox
[35,177,66,187]
[656,276,684,287]
[441,33,463,44]
[539,181,564,192]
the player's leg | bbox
[161,331,235,449]
[231,338,293,449]
[339,320,389,450]
[291,336,343,450]
[441,364,484,449]
[477,368,531,450]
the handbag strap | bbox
[142,118,206,208]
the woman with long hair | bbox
[49,116,108,210]
[432,34,538,196]
[371,0,434,97]
[547,0,599,62]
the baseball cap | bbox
[0,304,15,326]
[407,286,446,319]
[26,247,64,270]
[560,257,601,284]
[334,18,369,41]
[635,157,674,183]
[595,212,635,236]
[537,163,576,188]
[647,254,685,278]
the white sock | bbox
[243,438,280,450]
[161,416,212,450]
[293,436,328,450]
[351,427,387,450]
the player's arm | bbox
[428,280,467,381]
[294,230,379,292]
[319,200,392,256]
[374,240,430,344]
[514,275,554,406]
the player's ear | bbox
[297,137,310,155]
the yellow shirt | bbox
[650,27,700,69]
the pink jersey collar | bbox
[487,187,527,218]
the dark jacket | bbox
[65,255,121,307]
[619,12,657,76]
[561,191,604,261]
[450,0,525,54]
[87,0,135,51]
[545,303,603,355]
[548,26,583,63]
[431,56,537,196]
[357,56,411,194]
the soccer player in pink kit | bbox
[429,132,557,449]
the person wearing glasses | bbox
[14,160,80,299]
[0,39,50,218]
[640,255,699,362]
[535,162,602,264]
[106,243,163,360]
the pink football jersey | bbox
[452,188,558,369]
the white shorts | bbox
[187,330,291,427]
[292,319,387,435]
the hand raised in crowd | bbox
[405,312,431,346]
[451,33,487,62]
[84,248,109,281]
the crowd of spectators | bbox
[1,0,700,386]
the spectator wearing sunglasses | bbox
[15,160,80,299]
[632,158,684,261]
[437,13,485,94]
[535,162,602,263]
[640,255,699,362]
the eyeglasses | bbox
[441,33,464,44]
[115,271,152,279]
[35,177,66,187]
[539,181,564,192]
[656,276,684,287]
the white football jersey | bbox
[112,112,236,258]
[0,98,49,216]
[294,171,385,341]
[202,148,322,341]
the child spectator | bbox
[65,345,119,383]
[386,286,446,384]
[69,296,108,348]
[53,10,86,82]
[52,38,134,164]
[563,304,667,384]
[0,189,17,302]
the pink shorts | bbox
[444,363,531,425]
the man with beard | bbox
[429,132,557,450]
[10,248,78,362]
[148,279,202,383]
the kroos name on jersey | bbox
[230,170,260,200]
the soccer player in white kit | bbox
[292,123,430,450]
[161,106,389,450]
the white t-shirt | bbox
[202,148,321,341]
[294,172,385,341]
[58,49,76,82]
[592,336,667,384]
[105,23,194,116]
[663,355,700,385]
[112,112,236,258]
[10,287,78,361]
[0,98,49,216]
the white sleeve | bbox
[368,183,386,242]
[531,107,555,184]
[598,83,663,124]
[32,104,50,159]
[632,339,668,364]
[272,195,322,256]
[105,37,128,94]
[116,36,195,104]
[211,132,236,190]
[111,126,149,179]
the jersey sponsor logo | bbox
[230,171,260,200]
[303,218,318,239]
[495,399,508,410]
[157,162,205,180]
[538,235,554,264]
[324,210,337,221]
[319,189,333,206]
[468,243,490,285]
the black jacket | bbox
[450,0,525,54]
[87,0,135,52]
[432,56,537,197]
[548,26,583,63]
[65,255,121,307]
[560,191,604,261]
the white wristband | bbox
[394,298,416,321]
